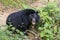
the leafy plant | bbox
[37,2,60,40]
[0,25,28,40]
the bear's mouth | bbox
[32,18,36,25]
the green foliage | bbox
[37,2,60,40]
[0,0,30,9]
[0,0,38,9]
[0,25,28,40]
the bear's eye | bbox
[30,14,33,17]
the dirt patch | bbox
[0,2,22,25]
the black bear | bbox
[6,9,40,33]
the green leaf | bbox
[40,31,45,37]
[44,22,49,27]
[38,27,44,30]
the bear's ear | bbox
[35,10,40,13]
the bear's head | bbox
[24,9,40,25]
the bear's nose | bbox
[32,18,36,25]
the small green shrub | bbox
[37,2,60,40]
[0,25,28,40]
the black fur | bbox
[6,9,40,32]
